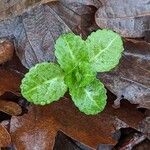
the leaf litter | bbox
[0,1,99,68]
[10,96,144,149]
[0,0,149,149]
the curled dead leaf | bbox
[0,99,22,116]
[0,124,11,147]
[0,39,14,64]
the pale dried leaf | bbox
[95,0,150,38]
[0,0,57,21]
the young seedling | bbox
[21,29,124,115]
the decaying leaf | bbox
[55,0,100,36]
[0,68,22,96]
[0,4,69,68]
[0,99,22,116]
[95,0,150,38]
[10,97,144,149]
[0,39,14,64]
[0,1,100,68]
[0,0,58,21]
[98,40,150,109]
[0,124,11,147]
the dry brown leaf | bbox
[0,68,22,96]
[0,39,14,64]
[0,124,11,147]
[10,97,144,149]
[0,0,58,21]
[95,0,150,38]
[0,0,100,22]
[0,99,22,116]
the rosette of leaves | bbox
[21,29,123,115]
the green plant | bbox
[21,29,123,115]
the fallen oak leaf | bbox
[10,97,144,149]
[49,1,99,37]
[0,124,11,147]
[0,68,22,96]
[95,0,150,38]
[0,99,22,116]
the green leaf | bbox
[64,62,96,88]
[21,62,67,105]
[86,29,123,72]
[69,79,107,115]
[55,33,89,73]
